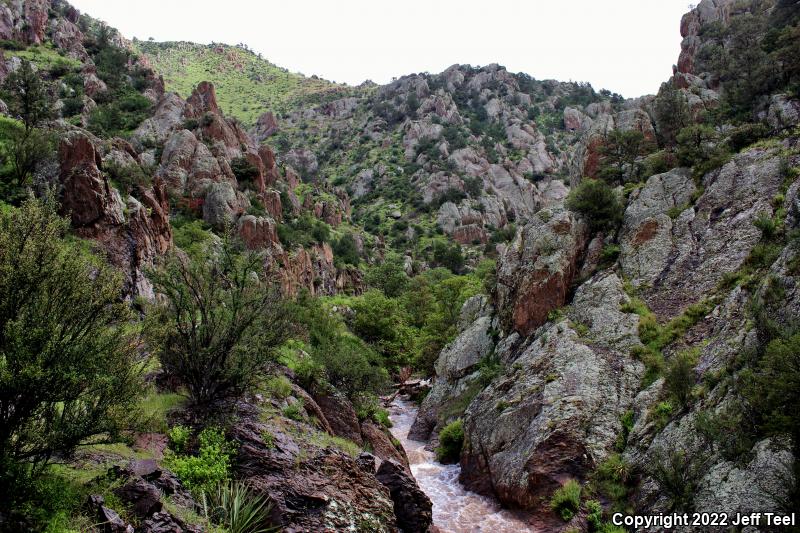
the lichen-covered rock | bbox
[622,149,789,318]
[410,296,495,441]
[619,167,696,290]
[568,272,641,351]
[203,181,246,229]
[460,320,643,511]
[132,92,186,149]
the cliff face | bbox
[410,0,800,527]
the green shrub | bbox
[586,499,603,531]
[566,179,624,232]
[145,238,291,405]
[753,213,779,241]
[282,400,305,422]
[435,419,464,464]
[373,408,393,429]
[332,232,360,266]
[0,198,142,497]
[264,376,293,400]
[167,427,235,496]
[550,479,582,521]
[168,425,192,454]
[231,157,261,189]
[648,447,708,511]
[664,349,699,407]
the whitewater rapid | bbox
[388,397,536,532]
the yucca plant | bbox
[203,480,279,533]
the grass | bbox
[139,390,186,433]
[550,479,582,521]
[136,41,347,126]
[5,44,81,73]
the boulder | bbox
[237,215,278,250]
[132,92,186,149]
[251,111,279,141]
[86,495,134,533]
[460,320,643,510]
[312,390,363,446]
[376,459,433,533]
[114,478,163,518]
[495,208,588,336]
[361,421,409,472]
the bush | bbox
[146,238,292,405]
[364,254,409,297]
[332,232,360,266]
[168,425,192,454]
[432,240,464,273]
[648,447,709,511]
[231,157,261,189]
[566,179,624,232]
[264,376,292,400]
[550,479,582,521]
[166,427,235,496]
[0,198,142,496]
[435,419,464,464]
[105,161,152,197]
[664,350,699,407]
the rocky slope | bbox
[409,0,800,529]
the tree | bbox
[653,82,689,148]
[0,197,142,491]
[146,237,291,406]
[364,254,409,297]
[598,130,653,184]
[0,60,55,203]
[0,119,54,192]
[566,179,624,233]
[1,60,53,131]
[332,232,359,266]
[432,240,464,273]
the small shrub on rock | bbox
[566,179,623,233]
[435,419,464,464]
[550,479,582,521]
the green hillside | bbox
[136,41,348,125]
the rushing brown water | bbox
[388,397,536,533]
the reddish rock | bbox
[312,390,363,446]
[237,215,278,250]
[22,0,49,44]
[361,421,410,473]
[252,111,279,141]
[258,145,280,186]
[260,189,283,221]
[452,224,488,244]
[59,132,123,227]
[184,81,221,118]
[496,209,588,336]
[583,137,605,180]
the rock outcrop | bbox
[460,272,644,511]
[495,208,589,336]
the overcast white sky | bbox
[69,0,690,97]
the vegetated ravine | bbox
[0,0,799,531]
[389,397,531,532]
